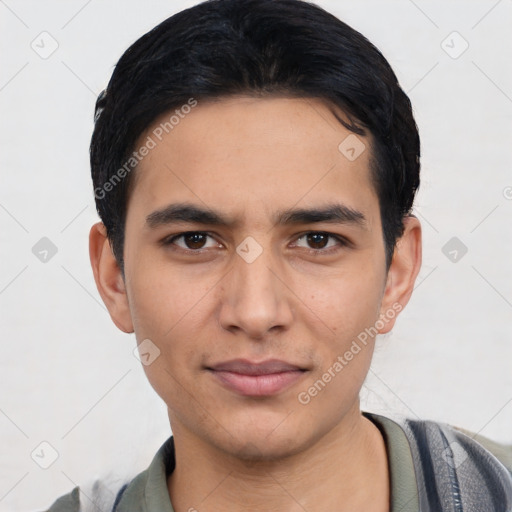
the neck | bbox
[167,408,390,512]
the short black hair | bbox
[91,0,420,276]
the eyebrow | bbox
[145,202,367,230]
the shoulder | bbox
[44,486,80,512]
[43,436,173,512]
[403,417,512,474]
[403,417,512,508]
[367,412,512,510]
[44,475,133,512]
[452,425,512,474]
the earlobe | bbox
[89,222,134,333]
[377,215,422,334]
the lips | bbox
[209,359,304,375]
[207,359,307,396]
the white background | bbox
[1,0,511,510]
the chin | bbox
[225,436,304,463]
[213,416,315,463]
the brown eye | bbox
[182,232,208,249]
[163,232,219,251]
[306,233,329,249]
[293,232,348,253]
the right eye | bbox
[161,231,222,252]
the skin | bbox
[89,96,422,512]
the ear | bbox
[377,215,422,334]
[89,222,134,333]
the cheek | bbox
[126,256,215,338]
[301,264,383,340]
[295,267,383,404]
[131,289,204,413]
[297,281,378,413]
[125,268,209,398]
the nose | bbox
[218,243,294,339]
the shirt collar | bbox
[131,412,419,512]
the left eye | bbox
[293,232,345,251]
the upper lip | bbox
[207,359,305,376]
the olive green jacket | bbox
[43,413,512,512]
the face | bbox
[91,96,421,460]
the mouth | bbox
[206,359,308,397]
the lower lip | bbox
[208,370,305,397]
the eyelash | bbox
[161,231,350,255]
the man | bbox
[45,0,512,510]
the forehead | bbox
[127,96,380,230]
